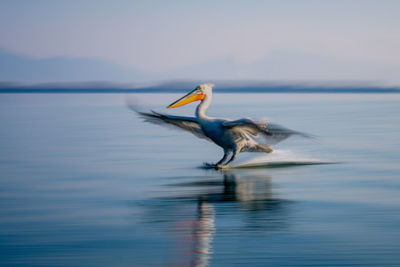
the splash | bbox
[232,150,329,169]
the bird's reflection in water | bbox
[188,199,215,267]
[143,170,291,266]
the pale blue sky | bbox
[0,1,399,84]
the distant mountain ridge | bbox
[0,49,150,83]
[1,49,399,93]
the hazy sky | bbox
[1,0,400,83]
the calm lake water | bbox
[0,93,400,266]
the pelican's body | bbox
[136,84,308,168]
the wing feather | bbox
[222,118,311,144]
[137,110,211,141]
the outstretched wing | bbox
[222,118,311,144]
[136,110,211,141]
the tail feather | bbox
[242,144,273,153]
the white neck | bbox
[196,92,212,119]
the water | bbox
[0,93,399,266]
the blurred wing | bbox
[137,110,211,141]
[223,118,311,144]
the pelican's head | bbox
[167,83,215,109]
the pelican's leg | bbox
[218,148,239,168]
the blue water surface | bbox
[0,93,399,266]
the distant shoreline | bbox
[1,87,399,93]
[2,81,400,94]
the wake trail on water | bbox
[231,149,333,169]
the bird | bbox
[134,83,310,169]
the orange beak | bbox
[167,89,206,109]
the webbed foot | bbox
[203,162,230,170]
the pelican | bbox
[135,83,310,169]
